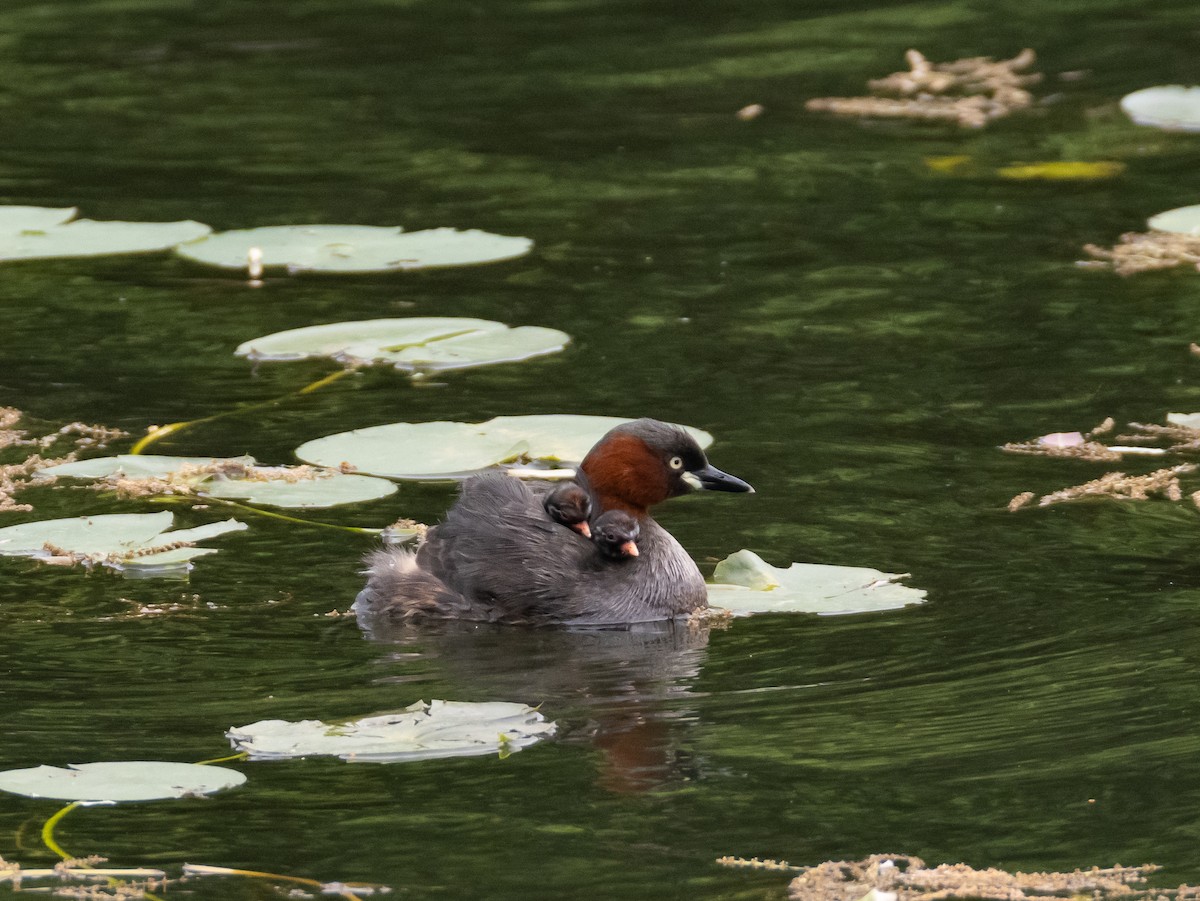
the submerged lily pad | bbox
[0,216,211,261]
[227,700,556,763]
[1147,205,1200,236]
[706,550,926,616]
[1121,86,1200,131]
[0,761,246,802]
[0,512,246,574]
[40,454,396,508]
[294,414,713,480]
[177,225,532,274]
[235,318,569,373]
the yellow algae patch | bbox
[924,154,974,174]
[997,160,1125,180]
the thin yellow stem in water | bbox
[130,421,191,455]
[299,367,355,395]
[41,802,80,860]
[184,864,369,901]
[192,751,249,766]
[131,367,359,455]
[194,496,382,535]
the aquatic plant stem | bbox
[130,367,358,455]
[152,494,381,535]
[192,751,249,766]
[41,802,79,860]
[183,864,369,901]
[39,804,169,901]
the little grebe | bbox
[355,418,752,625]
[591,509,641,559]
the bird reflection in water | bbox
[355,615,715,794]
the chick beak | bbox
[571,521,592,539]
[681,463,754,494]
[620,540,639,557]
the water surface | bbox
[4,1,1200,898]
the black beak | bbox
[685,463,754,494]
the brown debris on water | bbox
[773,854,1163,901]
[1081,231,1200,276]
[1007,491,1036,512]
[1002,412,1200,511]
[0,851,173,898]
[1119,421,1200,453]
[91,459,329,501]
[0,453,77,513]
[1,407,128,512]
[1000,438,1123,462]
[806,49,1040,128]
[1017,464,1197,509]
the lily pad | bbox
[0,217,211,261]
[706,550,926,616]
[0,761,246,802]
[1121,86,1200,131]
[227,700,556,763]
[40,454,397,508]
[0,512,246,574]
[1147,205,1200,236]
[0,205,78,232]
[41,454,252,480]
[176,225,532,274]
[235,318,569,373]
[294,414,713,480]
[1167,412,1200,429]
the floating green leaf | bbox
[202,471,396,507]
[1147,205,1200,236]
[0,512,246,575]
[235,317,569,373]
[177,225,532,274]
[0,216,211,261]
[294,414,713,480]
[0,205,78,232]
[1121,86,1200,132]
[227,700,557,763]
[0,761,246,802]
[40,454,396,508]
[706,549,926,616]
[41,454,249,480]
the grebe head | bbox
[579,418,753,515]
[543,481,593,538]
[592,510,641,559]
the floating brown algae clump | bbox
[1002,414,1200,511]
[0,454,76,513]
[1009,465,1196,511]
[806,49,1040,128]
[1000,419,1125,464]
[96,460,330,501]
[781,854,1163,901]
[1081,231,1200,276]
[0,407,128,512]
[1001,439,1123,463]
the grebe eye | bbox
[669,456,684,470]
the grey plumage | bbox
[357,473,706,625]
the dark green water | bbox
[5,1,1200,898]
